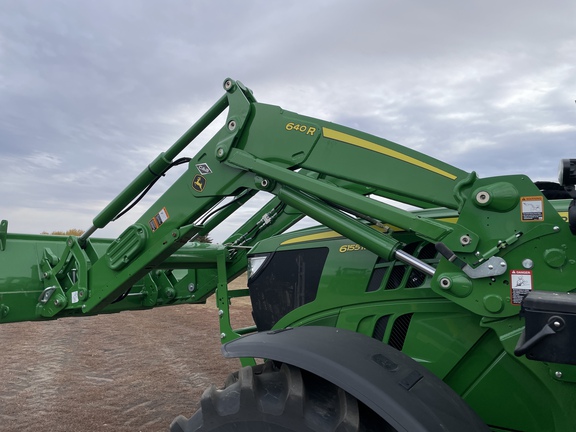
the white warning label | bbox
[149,207,170,232]
[521,196,544,222]
[510,269,532,305]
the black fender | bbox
[222,326,489,432]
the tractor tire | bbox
[171,361,394,432]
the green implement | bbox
[2,79,576,431]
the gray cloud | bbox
[1,0,575,239]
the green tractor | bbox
[2,79,575,431]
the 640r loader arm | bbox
[3,78,576,432]
[0,78,569,326]
[0,80,478,322]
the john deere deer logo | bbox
[192,174,206,192]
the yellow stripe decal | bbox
[322,128,457,180]
[281,231,342,245]
[281,225,392,246]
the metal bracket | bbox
[436,242,507,279]
[462,256,508,279]
[38,286,57,304]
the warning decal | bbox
[149,207,170,232]
[521,196,544,222]
[510,269,532,305]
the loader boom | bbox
[2,78,576,432]
[1,78,479,322]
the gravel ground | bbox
[0,281,253,432]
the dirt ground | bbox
[0,279,253,432]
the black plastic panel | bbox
[248,247,328,331]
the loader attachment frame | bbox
[3,78,576,432]
[1,78,479,323]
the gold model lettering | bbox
[339,244,366,253]
[285,122,317,136]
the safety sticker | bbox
[149,207,169,232]
[510,269,532,305]
[196,163,212,175]
[192,174,206,192]
[521,196,544,222]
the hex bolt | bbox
[220,333,226,339]
[555,371,563,378]
[488,264,494,270]
[553,226,560,232]
[188,283,196,293]
[218,309,224,317]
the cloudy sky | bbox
[1,1,575,242]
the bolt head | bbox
[475,191,491,204]
[522,259,534,269]
[555,371,563,378]
[439,277,452,289]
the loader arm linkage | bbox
[0,79,572,327]
[3,78,576,432]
